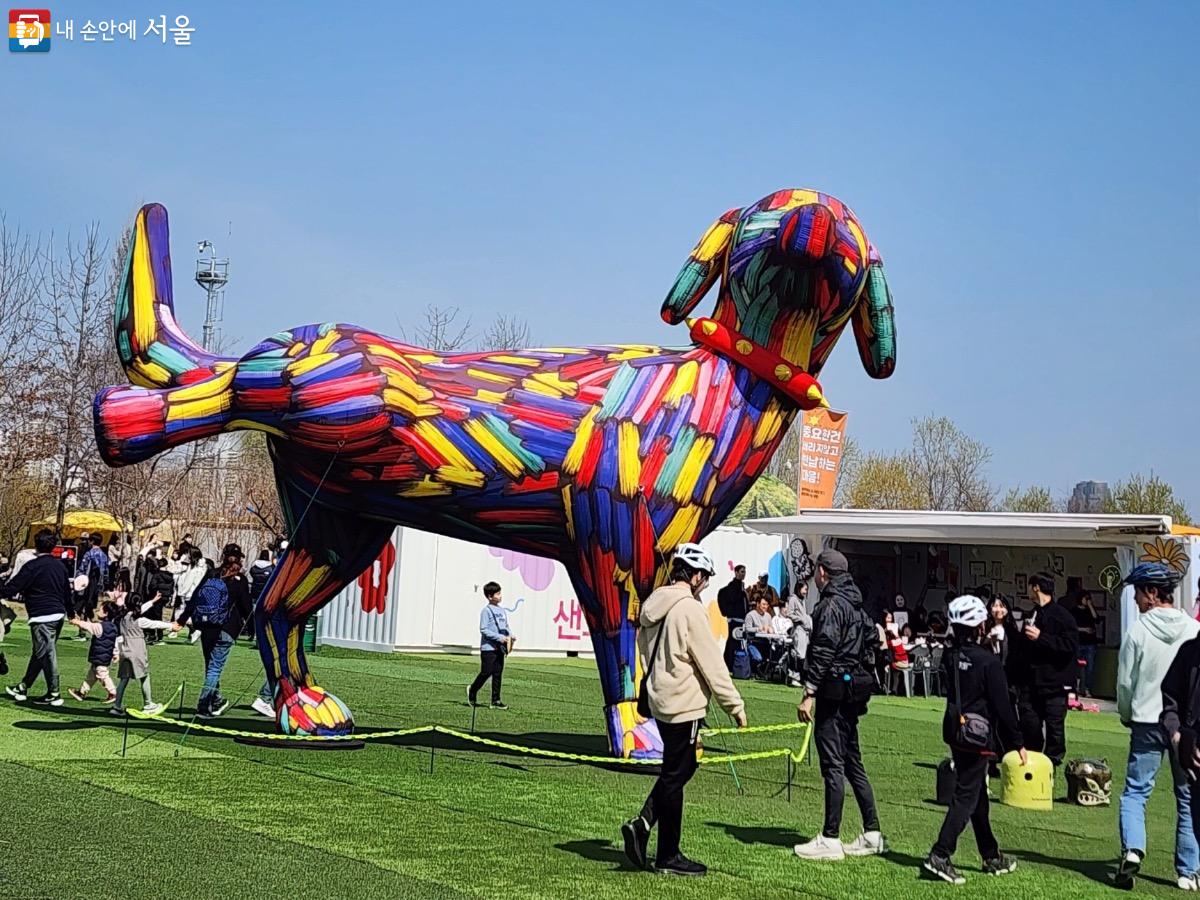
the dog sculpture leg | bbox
[254,477,396,736]
[566,569,665,759]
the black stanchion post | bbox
[121,712,129,758]
[178,681,186,720]
[429,744,435,774]
[787,756,792,803]
[470,702,477,734]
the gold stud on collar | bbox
[701,320,718,336]
[775,364,792,382]
[735,339,753,355]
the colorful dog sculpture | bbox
[94,189,896,757]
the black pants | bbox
[933,749,1000,860]
[22,619,64,695]
[815,696,880,838]
[1017,687,1067,765]
[639,718,701,863]
[469,650,505,703]
[723,619,741,671]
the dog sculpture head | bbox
[661,189,896,388]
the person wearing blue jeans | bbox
[176,545,253,718]
[1116,562,1200,889]
[1119,724,1199,884]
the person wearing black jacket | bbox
[1161,631,1200,851]
[794,549,885,862]
[2,529,72,706]
[717,565,749,671]
[923,596,1026,884]
[1008,572,1078,766]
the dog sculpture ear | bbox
[660,207,741,325]
[851,244,897,379]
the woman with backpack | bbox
[176,545,251,718]
[923,595,1027,885]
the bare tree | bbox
[404,304,473,352]
[481,314,532,350]
[33,224,113,528]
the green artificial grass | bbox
[0,624,1182,899]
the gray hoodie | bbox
[1117,605,1200,724]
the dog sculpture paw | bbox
[276,678,355,737]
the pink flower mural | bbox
[488,546,557,592]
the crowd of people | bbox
[8,528,1200,889]
[625,542,1200,889]
[0,528,281,720]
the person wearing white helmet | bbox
[923,595,1026,885]
[621,542,746,878]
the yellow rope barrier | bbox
[121,690,812,768]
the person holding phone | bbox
[468,581,513,710]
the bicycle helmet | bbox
[1123,562,1181,589]
[948,595,988,628]
[673,543,716,577]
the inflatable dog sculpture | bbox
[94,189,896,757]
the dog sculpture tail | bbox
[96,204,240,466]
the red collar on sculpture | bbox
[687,317,829,410]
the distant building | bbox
[1068,481,1110,514]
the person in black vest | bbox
[922,595,1025,885]
[794,549,886,862]
[246,550,275,639]
[67,599,121,703]
[146,557,175,645]
[1009,572,1078,766]
[2,529,72,706]
[717,564,748,671]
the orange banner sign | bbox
[797,409,848,509]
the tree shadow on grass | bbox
[555,839,640,872]
[1015,850,1175,890]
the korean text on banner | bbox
[797,409,848,509]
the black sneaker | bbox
[0,653,8,676]
[621,817,650,871]
[33,693,64,708]
[210,698,231,717]
[982,854,1017,876]
[923,853,966,885]
[654,854,706,877]
[467,688,477,707]
[490,701,508,710]
[1114,850,1142,889]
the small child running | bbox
[108,592,173,716]
[68,599,121,703]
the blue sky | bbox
[5,1,1199,511]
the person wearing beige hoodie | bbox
[621,543,746,878]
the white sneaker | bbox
[141,703,164,716]
[189,630,201,644]
[251,697,275,718]
[1179,875,1199,891]
[843,831,889,857]
[794,835,846,861]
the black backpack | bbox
[193,576,232,627]
[249,563,274,600]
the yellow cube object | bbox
[1000,750,1054,810]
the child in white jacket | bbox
[1114,563,1200,890]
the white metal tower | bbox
[194,240,229,351]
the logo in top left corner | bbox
[9,9,51,52]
